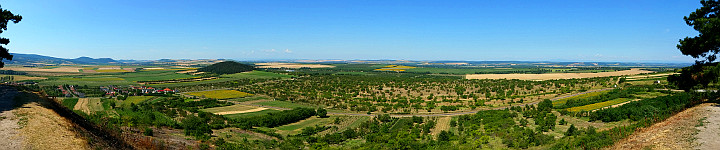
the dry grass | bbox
[176,70,197,74]
[466,68,653,80]
[1,67,81,72]
[255,63,335,68]
[201,105,267,115]
[13,94,90,150]
[609,103,709,150]
[73,98,90,114]
[431,117,451,136]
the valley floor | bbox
[608,102,720,150]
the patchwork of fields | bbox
[466,68,653,80]
[255,63,335,68]
[4,61,690,149]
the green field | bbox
[186,89,253,99]
[567,98,635,112]
[39,77,138,86]
[214,128,266,142]
[220,70,295,79]
[87,98,105,112]
[100,98,119,117]
[332,72,368,75]
[62,98,79,109]
[122,96,155,107]
[148,77,240,87]
[552,90,611,107]
[118,70,197,81]
[224,109,282,119]
[338,116,371,131]
[95,69,129,73]
[633,92,669,99]
[274,116,336,135]
[253,100,319,109]
[226,96,269,102]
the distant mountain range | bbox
[6,53,119,65]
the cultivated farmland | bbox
[201,105,267,115]
[255,63,335,68]
[1,66,82,72]
[465,68,653,80]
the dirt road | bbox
[694,103,720,149]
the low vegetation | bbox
[185,89,253,99]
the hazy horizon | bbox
[2,0,702,63]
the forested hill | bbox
[198,61,254,74]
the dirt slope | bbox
[0,85,90,150]
[608,103,720,150]
[694,103,720,149]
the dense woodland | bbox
[197,61,255,74]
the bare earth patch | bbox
[15,102,90,150]
[694,103,720,150]
[466,68,653,80]
[607,103,711,150]
[255,63,335,68]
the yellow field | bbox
[374,65,416,71]
[185,89,254,99]
[374,68,406,71]
[382,65,416,69]
[567,98,634,112]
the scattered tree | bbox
[670,0,720,91]
[0,6,22,68]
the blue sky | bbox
[0,0,703,62]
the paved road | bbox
[238,88,614,117]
